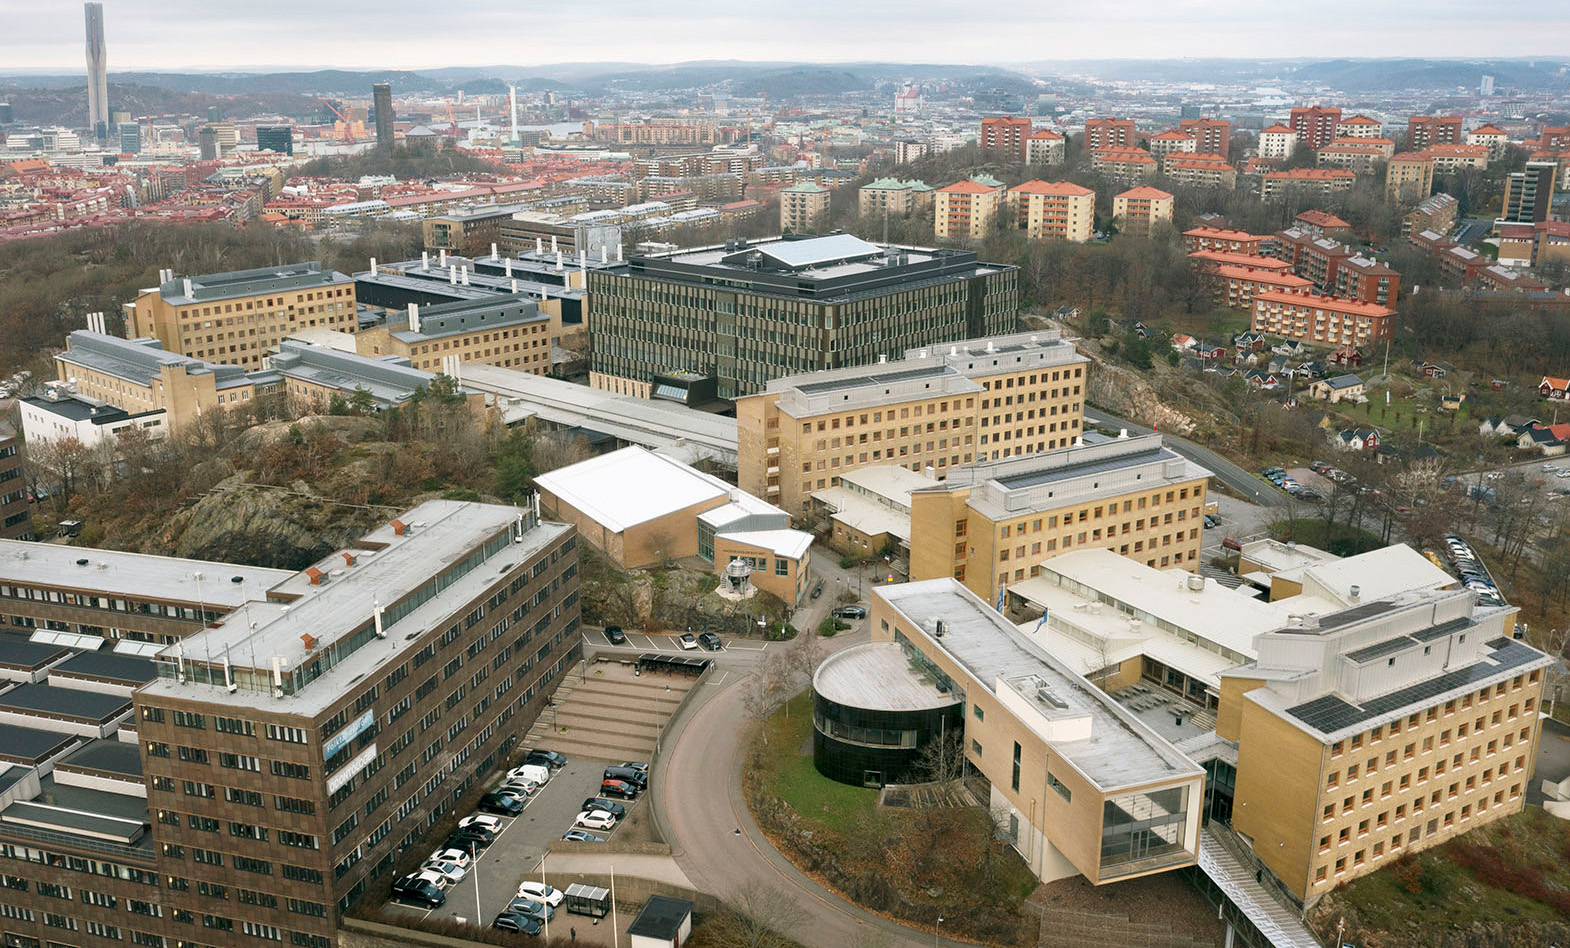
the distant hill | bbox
[1028,58,1570,92]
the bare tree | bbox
[741,651,792,737]
[697,885,801,948]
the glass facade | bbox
[1100,785,1190,873]
[811,691,962,787]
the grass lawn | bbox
[1324,808,1570,939]
[759,692,879,835]
[748,690,1041,944]
[1339,398,1473,440]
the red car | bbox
[599,779,640,800]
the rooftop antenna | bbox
[193,571,213,667]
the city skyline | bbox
[4,0,1570,71]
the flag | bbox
[1034,608,1049,633]
[995,581,1006,612]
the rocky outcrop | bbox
[1085,361,1197,436]
[156,476,386,570]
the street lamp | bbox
[935,913,944,947]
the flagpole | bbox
[611,864,619,948]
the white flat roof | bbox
[814,642,960,711]
[813,486,911,541]
[1283,544,1456,606]
[718,528,812,560]
[535,446,726,534]
[0,540,291,608]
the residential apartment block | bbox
[0,424,29,540]
[735,330,1087,516]
[1207,265,1313,309]
[858,178,935,217]
[1290,106,1343,150]
[981,116,1035,162]
[1402,193,1460,237]
[909,434,1211,602]
[1178,118,1231,156]
[934,176,1006,239]
[1334,115,1384,139]
[1226,590,1548,901]
[1466,125,1509,158]
[1026,130,1066,166]
[1251,291,1395,348]
[1091,148,1158,182]
[1182,227,1272,256]
[1147,131,1197,159]
[1112,187,1174,236]
[1274,228,1401,306]
[1083,118,1138,151]
[1163,154,1237,188]
[1499,161,1558,224]
[779,181,830,233]
[126,263,357,369]
[1007,180,1095,242]
[1257,124,1298,161]
[1407,116,1463,149]
[1317,138,1395,175]
[585,234,1019,400]
[1262,169,1357,200]
[1386,153,1435,201]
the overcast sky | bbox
[6,0,1570,71]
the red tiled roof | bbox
[1028,130,1065,140]
[1469,125,1506,136]
[1389,152,1433,162]
[1183,226,1266,241]
[1296,210,1351,227]
[1214,266,1313,287]
[1190,250,1294,270]
[1093,148,1157,164]
[938,179,1000,194]
[1252,290,1395,317]
[1010,180,1094,196]
[1260,125,1295,135]
[1168,157,1234,171]
[1152,130,1195,140]
[1340,115,1381,125]
[1425,144,1488,156]
[1116,186,1173,200]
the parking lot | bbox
[585,627,771,654]
[387,757,645,932]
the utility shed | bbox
[626,894,692,948]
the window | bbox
[1011,742,1021,793]
[1048,771,1072,802]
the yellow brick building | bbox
[125,262,356,370]
[1222,591,1549,902]
[934,176,1006,240]
[1007,180,1096,242]
[735,331,1088,517]
[353,297,551,375]
[909,434,1211,602]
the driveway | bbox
[656,632,983,948]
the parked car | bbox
[1309,461,1329,473]
[603,765,647,788]
[581,798,626,819]
[677,632,698,650]
[810,582,824,599]
[1203,514,1220,528]
[478,791,525,815]
[507,763,552,785]
[618,761,649,778]
[697,632,722,651]
[1222,537,1243,551]
[491,911,543,935]
[604,626,626,645]
[498,779,538,798]
[420,860,466,885]
[444,826,493,849]
[599,779,640,800]
[574,810,617,831]
[429,848,473,870]
[525,749,568,770]
[560,830,606,843]
[832,605,867,619]
[515,881,564,907]
[392,873,446,908]
[458,814,504,833]
[506,897,556,922]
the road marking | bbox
[712,671,729,686]
[725,641,767,651]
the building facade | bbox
[1499,161,1558,224]
[909,434,1211,602]
[585,234,1019,400]
[0,425,30,540]
[1026,130,1066,166]
[981,117,1034,162]
[736,331,1087,516]
[1257,125,1298,161]
[1084,118,1138,151]
[779,181,830,233]
[1008,181,1095,242]
[354,296,551,375]
[1290,106,1343,150]
[1386,153,1435,201]
[858,179,934,217]
[1407,116,1463,149]
[1112,187,1174,236]
[1251,291,1395,348]
[934,177,1006,240]
[126,263,357,370]
[1178,118,1231,156]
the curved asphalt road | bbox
[655,635,976,948]
[1086,405,1283,507]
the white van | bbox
[507,763,551,786]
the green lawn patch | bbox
[760,693,878,835]
[1270,517,1384,556]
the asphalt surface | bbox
[657,627,980,948]
[1086,405,1284,507]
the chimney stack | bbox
[408,303,420,333]
[421,251,430,270]
[490,242,499,260]
[438,248,447,266]
[369,257,377,276]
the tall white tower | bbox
[84,2,109,142]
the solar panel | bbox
[1288,640,1543,735]
[1346,636,1415,664]
[1314,600,1401,630]
[1410,617,1473,642]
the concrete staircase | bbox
[525,667,695,761]
[1032,907,1221,948]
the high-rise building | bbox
[1289,105,1342,150]
[84,2,109,142]
[1007,180,1095,243]
[1083,117,1138,151]
[256,125,294,156]
[1499,161,1558,224]
[210,120,238,154]
[117,121,140,155]
[1178,117,1231,156]
[373,82,394,147]
[584,233,1019,400]
[1407,116,1464,149]
[1480,74,1496,97]
[934,176,1007,239]
[980,116,1034,162]
[198,126,218,160]
[0,102,15,124]
[0,423,31,540]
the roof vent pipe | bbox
[369,257,377,276]
[438,248,447,267]
[421,251,430,269]
[504,259,513,278]
[1118,428,1129,439]
[1350,584,1361,601]
[491,242,499,260]
[535,238,543,254]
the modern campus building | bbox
[535,446,812,605]
[813,542,1547,947]
[0,500,581,948]
[126,263,358,369]
[735,330,1087,517]
[585,234,1020,401]
[351,295,552,376]
[908,434,1212,602]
